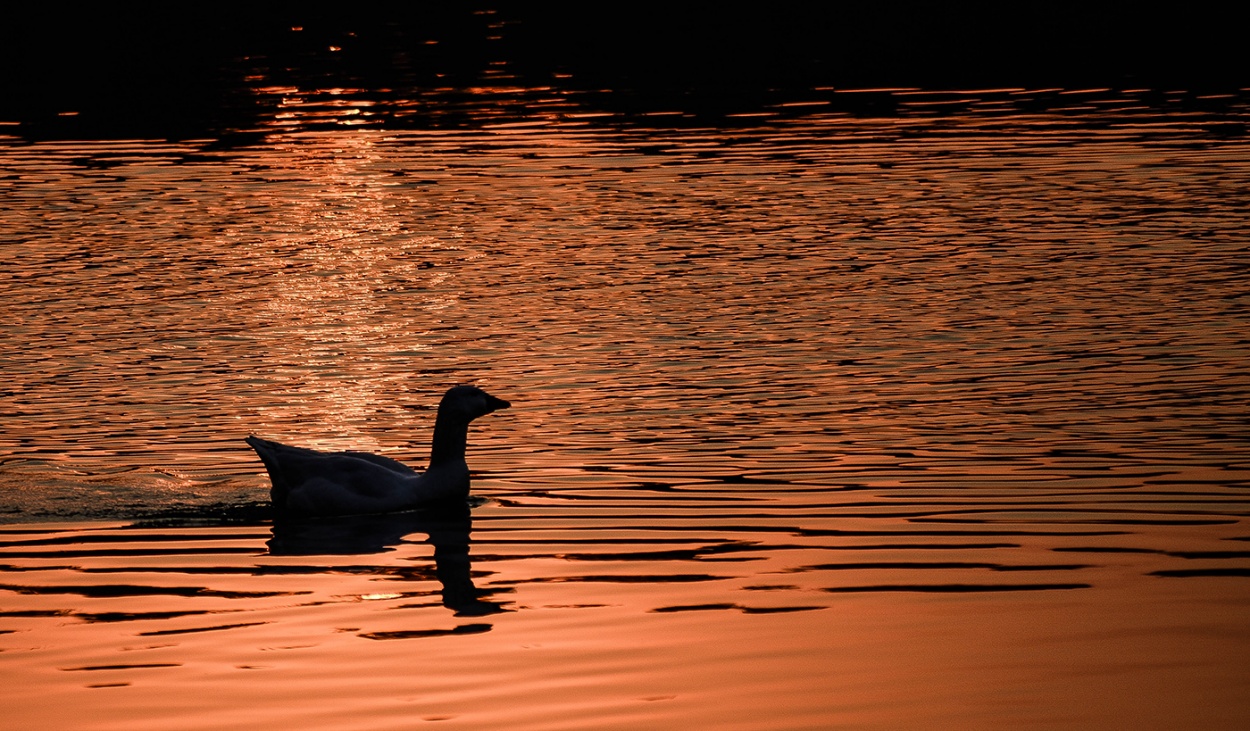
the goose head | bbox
[438,385,511,422]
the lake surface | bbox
[2,86,1249,729]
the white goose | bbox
[246,385,510,518]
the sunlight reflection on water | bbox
[1,88,1249,729]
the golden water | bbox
[2,89,1249,728]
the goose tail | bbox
[245,435,291,508]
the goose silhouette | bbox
[246,385,510,518]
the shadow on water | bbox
[268,505,509,617]
[3,5,1245,141]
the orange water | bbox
[2,89,1249,729]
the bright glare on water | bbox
[1,87,1249,729]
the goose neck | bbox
[429,416,470,467]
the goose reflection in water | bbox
[267,504,509,617]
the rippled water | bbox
[2,88,1249,729]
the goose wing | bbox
[245,436,419,507]
[342,451,419,475]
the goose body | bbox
[246,385,510,518]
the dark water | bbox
[2,81,1249,728]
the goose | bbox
[246,385,510,518]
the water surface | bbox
[2,87,1249,729]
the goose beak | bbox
[486,394,511,413]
